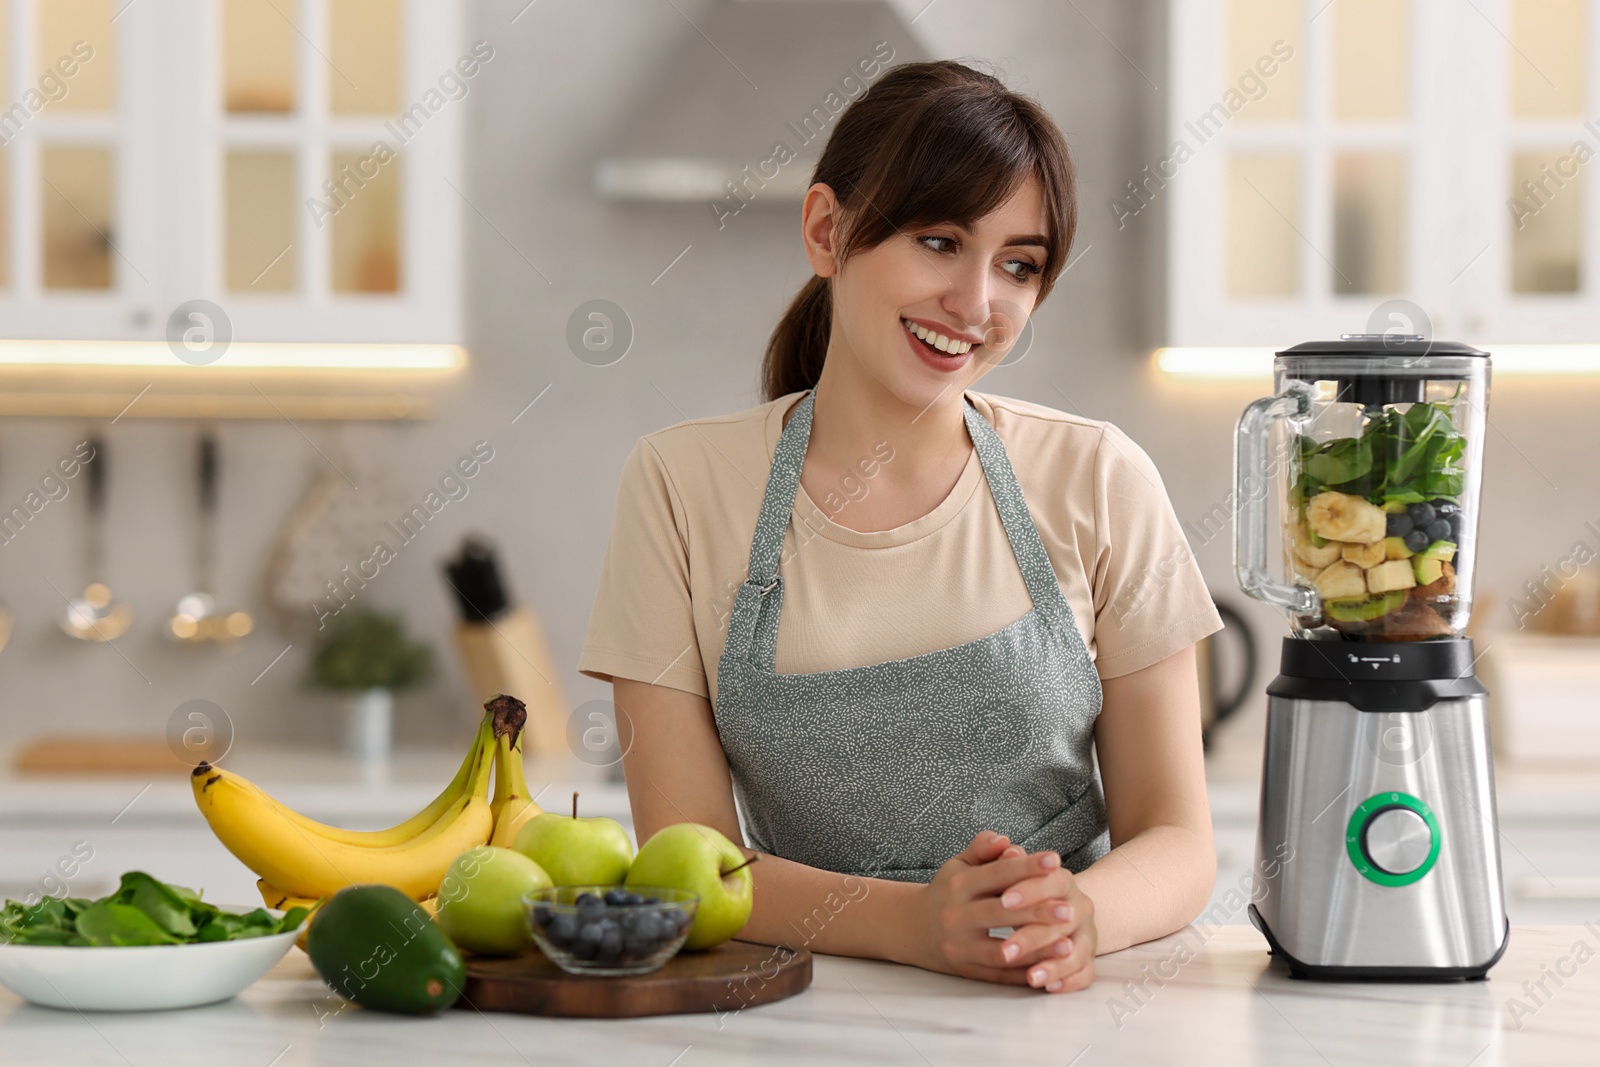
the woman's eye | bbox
[918,236,1040,283]
[1003,259,1042,283]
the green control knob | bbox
[1346,791,1440,886]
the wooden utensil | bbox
[456,939,811,1018]
[14,735,222,774]
[444,536,569,755]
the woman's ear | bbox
[800,182,844,278]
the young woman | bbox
[579,61,1222,994]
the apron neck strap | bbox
[742,388,1066,614]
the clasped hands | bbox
[909,829,1095,993]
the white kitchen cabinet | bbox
[1167,0,1600,347]
[0,0,464,345]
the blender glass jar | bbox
[1234,337,1490,640]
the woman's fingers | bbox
[971,892,1074,932]
[996,867,1078,913]
[955,849,1061,897]
[952,934,1094,991]
[997,923,1073,967]
[952,830,1013,867]
[1019,936,1096,993]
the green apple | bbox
[511,792,634,887]
[625,823,755,950]
[435,845,552,956]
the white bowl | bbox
[0,906,304,1012]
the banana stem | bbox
[487,694,530,808]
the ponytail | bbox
[761,275,831,402]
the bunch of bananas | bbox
[190,694,541,917]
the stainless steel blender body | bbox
[1234,338,1507,979]
[1250,642,1508,977]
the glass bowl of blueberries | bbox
[524,886,698,976]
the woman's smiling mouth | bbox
[902,317,978,373]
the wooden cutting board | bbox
[455,939,811,1018]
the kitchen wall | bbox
[0,0,1595,752]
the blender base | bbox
[1248,904,1509,982]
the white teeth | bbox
[902,318,972,355]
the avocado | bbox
[1414,555,1445,587]
[306,885,464,1015]
[1420,539,1456,562]
[1325,590,1407,622]
[1384,535,1414,561]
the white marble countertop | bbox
[0,926,1592,1065]
[5,741,1600,826]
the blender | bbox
[1233,335,1509,979]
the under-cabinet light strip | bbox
[0,341,466,371]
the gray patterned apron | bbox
[713,388,1111,882]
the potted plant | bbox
[303,607,435,762]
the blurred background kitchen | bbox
[2,0,1598,922]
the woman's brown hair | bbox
[761,59,1078,403]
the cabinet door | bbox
[197,0,464,344]
[0,0,463,345]
[0,0,165,338]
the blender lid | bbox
[1278,335,1489,359]
[1275,334,1489,406]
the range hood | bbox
[594,0,929,205]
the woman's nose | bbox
[938,263,994,338]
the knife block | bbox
[453,606,569,756]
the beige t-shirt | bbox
[578,388,1224,705]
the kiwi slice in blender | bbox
[1324,589,1407,622]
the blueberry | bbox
[575,921,604,948]
[597,926,623,962]
[1386,513,1414,538]
[571,922,604,959]
[623,911,659,939]
[576,899,606,924]
[602,888,629,906]
[1425,519,1452,542]
[1408,502,1436,526]
[623,892,644,906]
[575,891,601,905]
[641,897,660,906]
[532,903,553,927]
[1404,529,1430,552]
[546,913,578,946]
